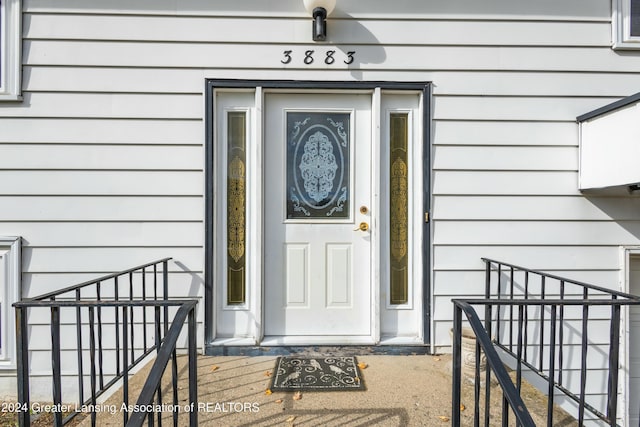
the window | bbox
[0,237,20,369]
[613,0,640,49]
[389,113,409,305]
[0,0,22,100]
[226,111,247,305]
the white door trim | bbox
[621,245,640,426]
[205,80,432,351]
[252,86,264,344]
[371,87,382,344]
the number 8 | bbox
[325,51,336,65]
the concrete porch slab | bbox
[75,353,574,426]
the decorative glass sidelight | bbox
[226,112,246,305]
[286,112,350,219]
[389,113,409,305]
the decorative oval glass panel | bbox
[286,112,350,219]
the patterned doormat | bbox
[269,356,365,391]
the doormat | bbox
[269,356,365,391]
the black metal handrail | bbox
[452,300,536,426]
[126,301,198,427]
[13,258,199,427]
[451,258,640,426]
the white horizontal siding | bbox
[23,248,203,272]
[24,41,640,72]
[433,196,640,220]
[433,271,620,297]
[433,171,581,195]
[23,67,640,97]
[433,246,622,271]
[433,146,577,171]
[433,96,619,121]
[0,118,202,144]
[23,14,611,47]
[0,92,202,118]
[22,0,610,21]
[0,171,203,195]
[434,221,640,245]
[0,145,202,170]
[0,222,202,247]
[24,271,202,298]
[434,121,579,145]
[0,196,203,220]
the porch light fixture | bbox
[303,0,336,41]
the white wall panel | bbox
[26,67,640,97]
[433,146,577,171]
[23,271,203,299]
[433,171,580,195]
[0,222,203,246]
[0,145,202,170]
[433,246,621,271]
[24,14,610,47]
[22,0,610,21]
[434,96,619,121]
[0,92,202,119]
[0,196,203,221]
[24,42,640,73]
[0,171,203,195]
[433,271,620,297]
[433,196,640,220]
[0,118,201,144]
[433,121,578,146]
[22,247,202,272]
[434,221,640,245]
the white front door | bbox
[264,93,373,341]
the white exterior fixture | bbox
[613,0,640,49]
[578,93,640,191]
[0,237,20,369]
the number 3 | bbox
[344,51,355,65]
[281,50,292,64]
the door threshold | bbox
[204,344,431,356]
[260,336,375,346]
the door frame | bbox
[204,79,432,352]
[621,245,640,426]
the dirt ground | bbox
[1,353,575,426]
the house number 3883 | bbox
[281,50,356,65]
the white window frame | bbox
[613,0,640,49]
[0,0,22,100]
[0,236,21,369]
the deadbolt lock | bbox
[360,206,369,214]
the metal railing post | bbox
[452,304,463,426]
[15,306,30,427]
[51,306,63,427]
[188,306,198,426]
[607,302,621,426]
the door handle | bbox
[354,222,369,232]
